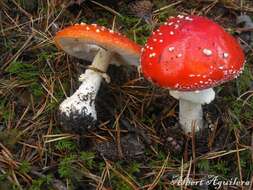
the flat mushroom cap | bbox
[54,23,141,66]
[141,15,245,91]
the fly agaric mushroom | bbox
[141,15,245,133]
[54,23,141,132]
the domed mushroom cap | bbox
[54,23,141,66]
[141,15,245,91]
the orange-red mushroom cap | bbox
[141,15,245,91]
[54,23,141,66]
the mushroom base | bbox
[59,110,97,133]
[59,69,102,132]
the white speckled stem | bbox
[59,49,112,120]
[170,88,215,133]
[179,99,203,133]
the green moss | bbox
[55,139,77,152]
[127,162,141,174]
[210,160,230,176]
[58,155,77,178]
[6,60,44,99]
[112,181,132,190]
[239,150,253,180]
[238,64,253,93]
[197,159,210,171]
[18,160,32,174]
[0,99,13,123]
[6,61,39,80]
[0,128,21,149]
[28,175,53,190]
[96,18,110,26]
[80,151,96,169]
[30,82,44,98]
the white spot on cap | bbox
[91,24,97,26]
[189,74,195,77]
[109,30,114,33]
[141,48,144,53]
[149,53,156,58]
[185,16,193,21]
[153,38,157,42]
[174,24,179,29]
[223,52,229,58]
[159,39,163,43]
[96,29,100,33]
[177,15,184,19]
[164,22,168,25]
[174,83,179,88]
[177,54,182,58]
[170,31,174,35]
[203,48,212,56]
[219,66,224,70]
[168,47,175,52]
[86,26,90,30]
[168,22,173,26]
[80,22,86,25]
[158,33,163,35]
[149,46,154,50]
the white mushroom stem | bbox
[59,48,113,121]
[169,88,215,133]
[178,99,203,133]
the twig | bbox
[90,0,122,17]
[153,0,184,14]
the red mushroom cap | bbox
[141,15,245,91]
[54,23,141,66]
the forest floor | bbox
[0,0,253,190]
